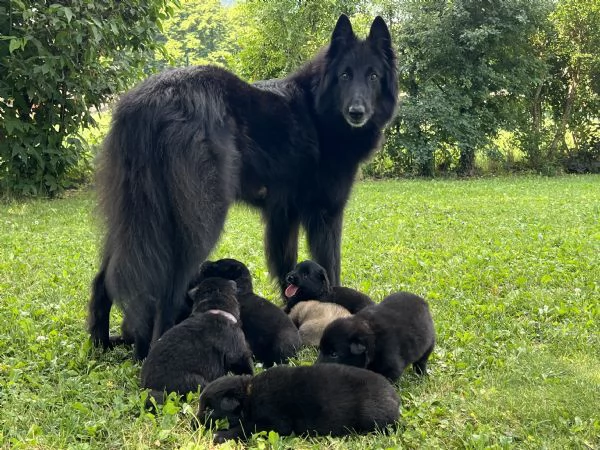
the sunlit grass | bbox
[1,175,599,449]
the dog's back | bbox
[140,311,251,402]
[289,300,351,346]
[367,292,435,374]
[246,364,399,436]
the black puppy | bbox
[317,292,435,381]
[140,277,253,405]
[197,364,399,443]
[283,260,374,313]
[192,258,300,367]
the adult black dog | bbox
[88,14,397,359]
[197,364,399,443]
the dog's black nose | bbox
[286,274,295,284]
[348,104,365,121]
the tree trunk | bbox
[458,145,475,176]
[549,68,579,159]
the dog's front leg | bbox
[264,207,300,294]
[305,208,343,286]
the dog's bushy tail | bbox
[95,67,238,338]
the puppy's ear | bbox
[220,396,240,412]
[319,269,328,282]
[350,341,367,355]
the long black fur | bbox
[197,364,400,443]
[317,292,436,381]
[283,260,375,313]
[191,258,301,367]
[88,15,398,359]
[140,278,253,405]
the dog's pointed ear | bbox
[350,341,367,355]
[220,396,240,412]
[329,14,355,55]
[368,16,393,57]
[369,16,391,44]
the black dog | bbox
[191,258,300,367]
[140,278,253,405]
[317,292,435,381]
[283,260,374,313]
[197,364,399,443]
[88,14,397,359]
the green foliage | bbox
[229,0,370,80]
[517,0,600,171]
[156,0,237,69]
[373,0,550,177]
[0,0,171,197]
[1,177,599,448]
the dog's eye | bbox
[340,72,350,81]
[330,351,338,358]
[369,73,378,81]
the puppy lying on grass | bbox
[197,364,400,443]
[318,292,435,381]
[288,300,351,346]
[283,260,374,313]
[140,278,253,406]
[190,258,300,366]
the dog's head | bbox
[284,260,330,303]
[188,277,240,320]
[315,15,398,129]
[193,258,253,294]
[317,316,375,368]
[197,375,252,428]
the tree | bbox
[381,0,550,176]
[156,0,236,70]
[0,0,171,196]
[510,0,600,172]
[229,0,369,81]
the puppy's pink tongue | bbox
[285,284,299,298]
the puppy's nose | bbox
[286,274,295,284]
[348,104,365,121]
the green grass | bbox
[1,176,599,449]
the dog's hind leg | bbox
[264,207,300,294]
[413,343,434,376]
[87,259,112,349]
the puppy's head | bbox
[194,258,253,294]
[317,316,374,368]
[198,375,252,428]
[188,277,240,320]
[284,260,330,302]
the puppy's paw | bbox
[213,431,230,444]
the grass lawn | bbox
[1,175,599,449]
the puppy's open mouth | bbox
[285,284,299,298]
